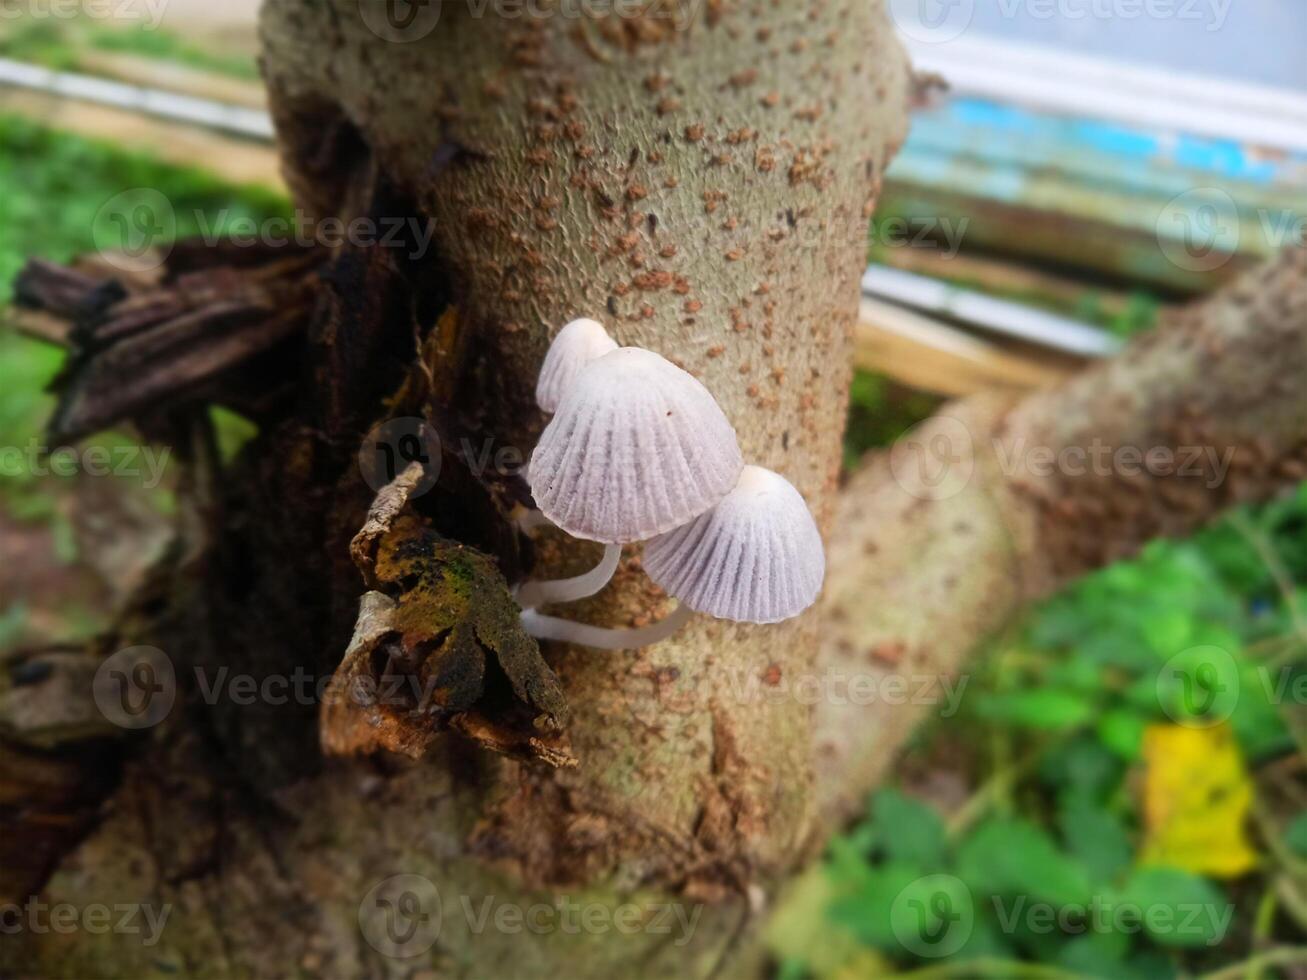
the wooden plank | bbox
[885,89,1307,293]
[854,298,1078,397]
[874,244,1136,320]
[76,52,266,110]
[0,56,272,138]
[0,88,283,189]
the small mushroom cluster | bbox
[515,318,826,650]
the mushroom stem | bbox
[515,544,622,609]
[519,604,694,650]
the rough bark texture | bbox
[254,0,911,895]
[5,3,912,978]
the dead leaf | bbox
[323,517,572,767]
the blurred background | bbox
[0,1,1304,977]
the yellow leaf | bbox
[1139,723,1258,877]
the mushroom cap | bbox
[644,465,825,624]
[529,347,744,544]
[536,318,618,413]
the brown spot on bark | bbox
[632,270,673,291]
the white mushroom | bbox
[645,465,825,624]
[517,466,824,650]
[514,533,622,609]
[536,318,618,414]
[528,347,743,544]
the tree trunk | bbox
[4,3,912,977]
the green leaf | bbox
[1115,868,1230,948]
[1284,813,1307,858]
[956,819,1092,907]
[1039,736,1123,800]
[1059,800,1131,885]
[870,789,947,867]
[1096,709,1147,760]
[976,689,1093,731]
[1047,657,1105,693]
[1056,933,1129,980]
[1230,662,1294,761]
[1142,609,1193,655]
[826,863,931,950]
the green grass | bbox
[0,111,288,466]
[789,502,1307,978]
[789,216,1307,980]
[0,114,286,651]
[0,17,258,79]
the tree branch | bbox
[816,246,1307,827]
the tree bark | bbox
[5,3,914,977]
